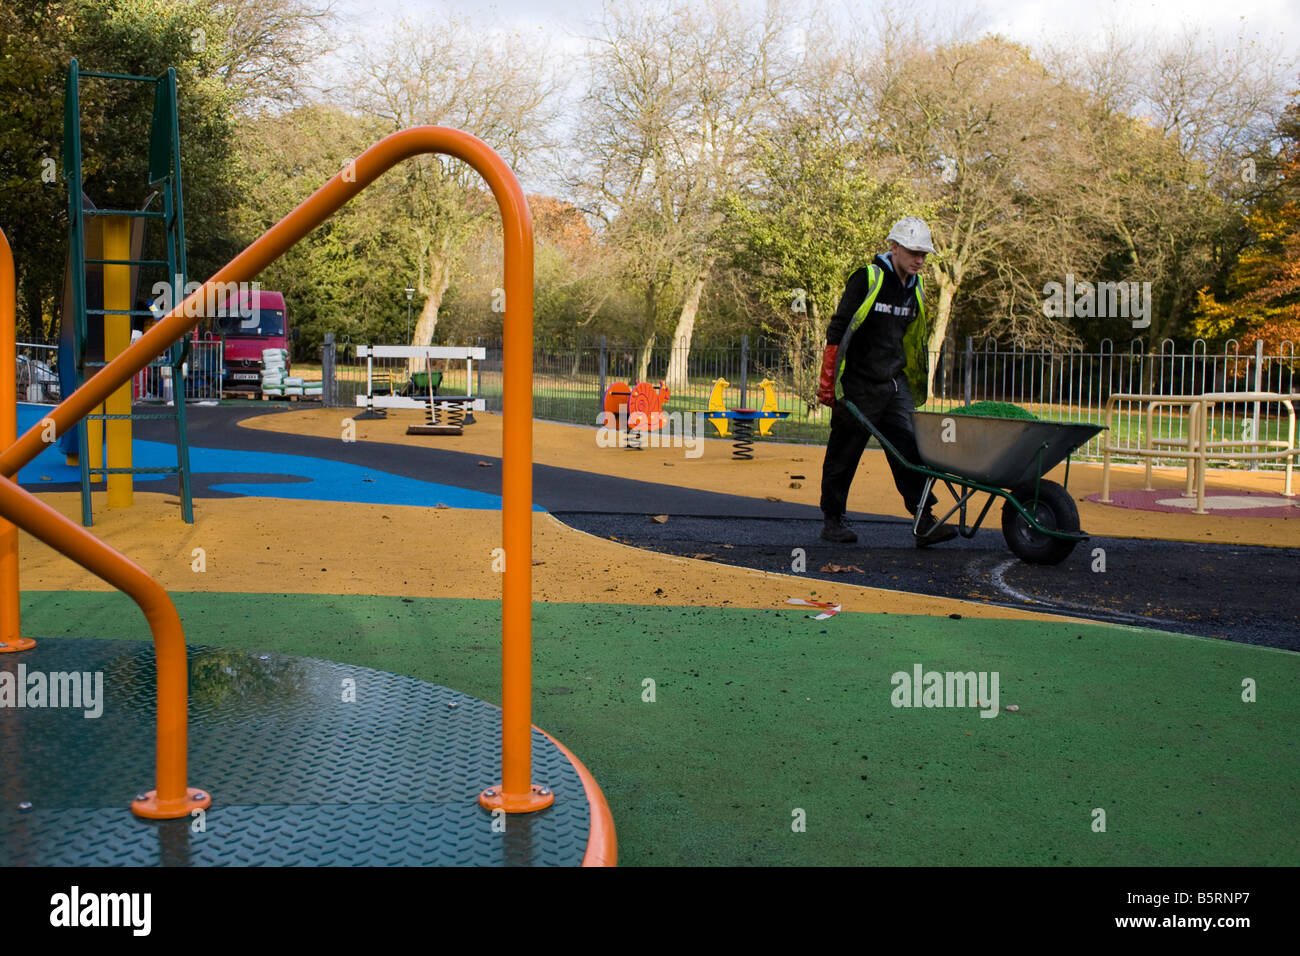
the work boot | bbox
[914,511,958,548]
[821,515,858,543]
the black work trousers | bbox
[820,378,936,519]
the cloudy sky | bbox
[328,0,1297,49]
[311,0,1296,193]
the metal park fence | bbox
[949,337,1298,470]
[14,339,224,405]
[14,342,60,403]
[322,334,1299,472]
[132,339,224,403]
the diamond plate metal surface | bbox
[0,639,590,866]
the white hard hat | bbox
[887,216,936,254]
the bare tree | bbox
[571,1,697,383]
[844,36,1100,391]
[572,0,800,388]
[352,12,563,359]
[1045,26,1297,343]
[1138,28,1293,179]
[205,0,339,111]
[659,0,802,390]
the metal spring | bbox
[624,424,643,451]
[423,401,466,429]
[731,418,755,460]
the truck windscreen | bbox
[235,308,286,338]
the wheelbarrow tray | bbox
[912,412,1103,490]
[406,370,442,394]
[842,401,1105,559]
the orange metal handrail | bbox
[1,229,35,653]
[0,476,207,816]
[3,227,203,814]
[0,126,549,814]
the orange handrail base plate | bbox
[478,783,555,813]
[0,637,36,653]
[131,787,212,820]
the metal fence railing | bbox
[948,337,1298,470]
[132,339,224,403]
[15,342,60,403]
[114,338,225,404]
[320,335,1299,472]
[15,339,224,405]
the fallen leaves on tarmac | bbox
[820,563,864,574]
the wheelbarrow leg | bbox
[911,476,937,535]
[933,480,993,538]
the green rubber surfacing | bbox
[16,591,1300,867]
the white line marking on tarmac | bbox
[987,556,1177,627]
[989,558,1049,607]
[991,557,1113,617]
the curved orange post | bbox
[0,478,209,817]
[0,128,551,814]
[0,230,35,653]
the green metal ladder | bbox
[64,59,195,525]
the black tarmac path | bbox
[102,404,1300,652]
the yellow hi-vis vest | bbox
[833,263,930,406]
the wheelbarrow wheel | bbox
[1000,480,1080,565]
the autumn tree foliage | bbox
[1193,87,1300,356]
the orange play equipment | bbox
[0,230,35,655]
[0,126,614,860]
[602,380,669,449]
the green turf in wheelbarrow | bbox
[912,412,1103,490]
[410,370,442,393]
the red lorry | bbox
[219,289,291,396]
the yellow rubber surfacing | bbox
[242,408,1300,548]
[20,492,1069,622]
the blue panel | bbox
[14,404,538,511]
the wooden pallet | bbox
[260,392,323,402]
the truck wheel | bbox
[1000,480,1080,565]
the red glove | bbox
[816,345,838,407]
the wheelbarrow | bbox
[853,408,1104,564]
[401,369,442,397]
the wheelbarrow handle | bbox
[842,398,925,477]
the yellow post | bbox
[0,228,35,652]
[102,217,132,507]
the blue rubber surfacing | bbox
[15,403,526,510]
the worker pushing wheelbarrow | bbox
[816,216,1102,564]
